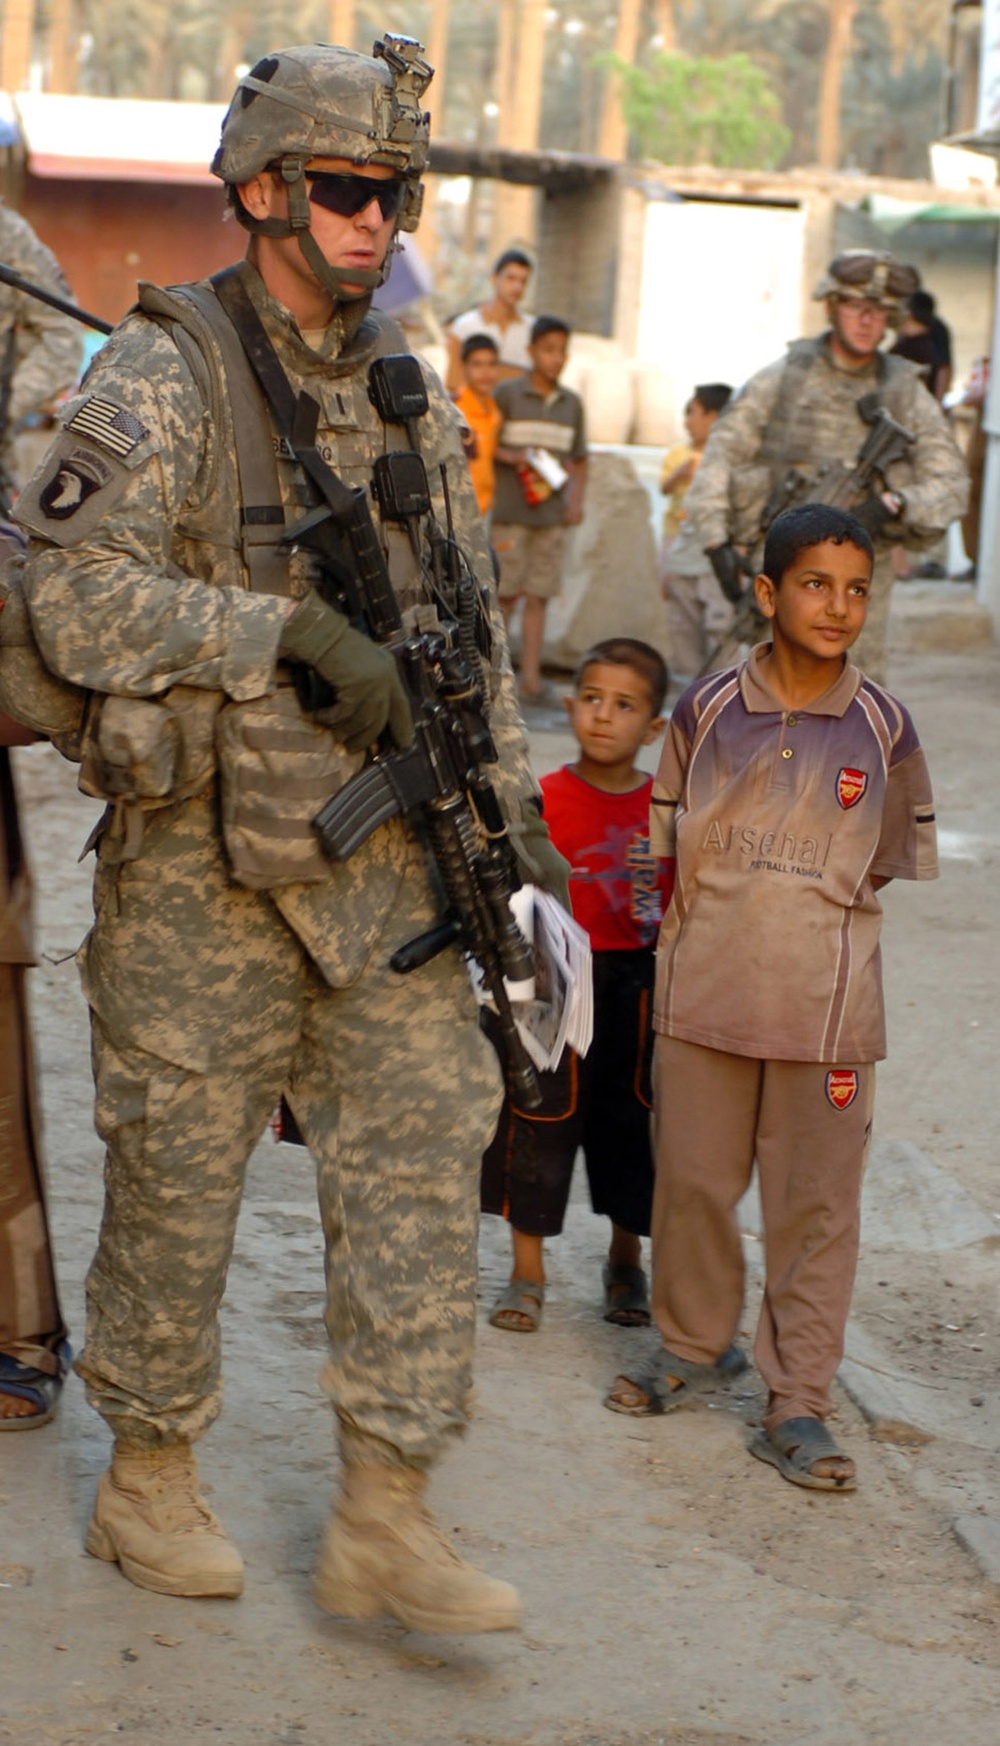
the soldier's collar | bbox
[235,258,373,365]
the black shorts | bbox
[480,948,655,1237]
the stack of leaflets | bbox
[476,885,593,1073]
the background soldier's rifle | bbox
[212,270,542,1110]
[697,392,916,677]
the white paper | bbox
[475,885,593,1072]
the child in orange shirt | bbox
[454,333,503,518]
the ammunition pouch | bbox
[215,681,360,890]
[77,688,223,862]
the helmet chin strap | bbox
[281,157,392,302]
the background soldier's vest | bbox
[757,338,915,470]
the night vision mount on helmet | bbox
[211,35,433,300]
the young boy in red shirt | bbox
[481,638,673,1331]
[606,503,938,1492]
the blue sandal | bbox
[0,1339,71,1431]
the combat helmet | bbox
[812,250,920,317]
[212,36,433,300]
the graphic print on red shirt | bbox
[539,766,675,951]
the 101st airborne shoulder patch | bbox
[38,447,114,520]
[65,397,151,458]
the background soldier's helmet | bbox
[212,38,432,231]
[812,250,921,315]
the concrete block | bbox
[545,449,668,669]
[953,1514,1000,1587]
[839,1320,1000,1451]
[839,1322,937,1445]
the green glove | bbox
[279,592,413,753]
[507,796,572,913]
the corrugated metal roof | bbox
[12,93,226,183]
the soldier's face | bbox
[244,155,398,300]
[831,296,888,360]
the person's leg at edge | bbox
[0,962,69,1422]
[608,1037,760,1409]
[292,834,521,1633]
[753,1058,874,1481]
[584,951,654,1323]
[519,594,547,697]
[481,1019,582,1333]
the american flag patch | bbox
[66,397,150,457]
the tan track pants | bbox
[651,1035,874,1431]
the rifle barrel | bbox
[0,261,114,336]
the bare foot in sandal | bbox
[605,1345,749,1415]
[489,1279,545,1333]
[749,1415,856,1491]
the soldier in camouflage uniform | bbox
[0,201,83,504]
[16,39,565,1629]
[683,251,969,683]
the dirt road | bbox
[1,633,998,1746]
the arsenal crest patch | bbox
[836,767,868,809]
[826,1069,859,1110]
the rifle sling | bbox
[211,267,359,528]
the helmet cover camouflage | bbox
[812,250,921,315]
[212,37,432,233]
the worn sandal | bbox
[604,1343,749,1416]
[748,1415,857,1491]
[0,1339,71,1431]
[489,1280,545,1333]
[602,1262,651,1327]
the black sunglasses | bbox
[306,171,406,221]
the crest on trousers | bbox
[826,1069,859,1110]
[836,767,868,809]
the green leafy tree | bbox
[609,48,791,168]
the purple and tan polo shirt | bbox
[650,646,938,1064]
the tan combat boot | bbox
[85,1440,244,1598]
[313,1462,521,1634]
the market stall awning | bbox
[11,92,226,183]
[863,192,1000,231]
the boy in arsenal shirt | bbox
[605,504,938,1494]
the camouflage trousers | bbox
[75,794,502,1467]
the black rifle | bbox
[211,271,542,1110]
[759,391,915,524]
[0,260,114,338]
